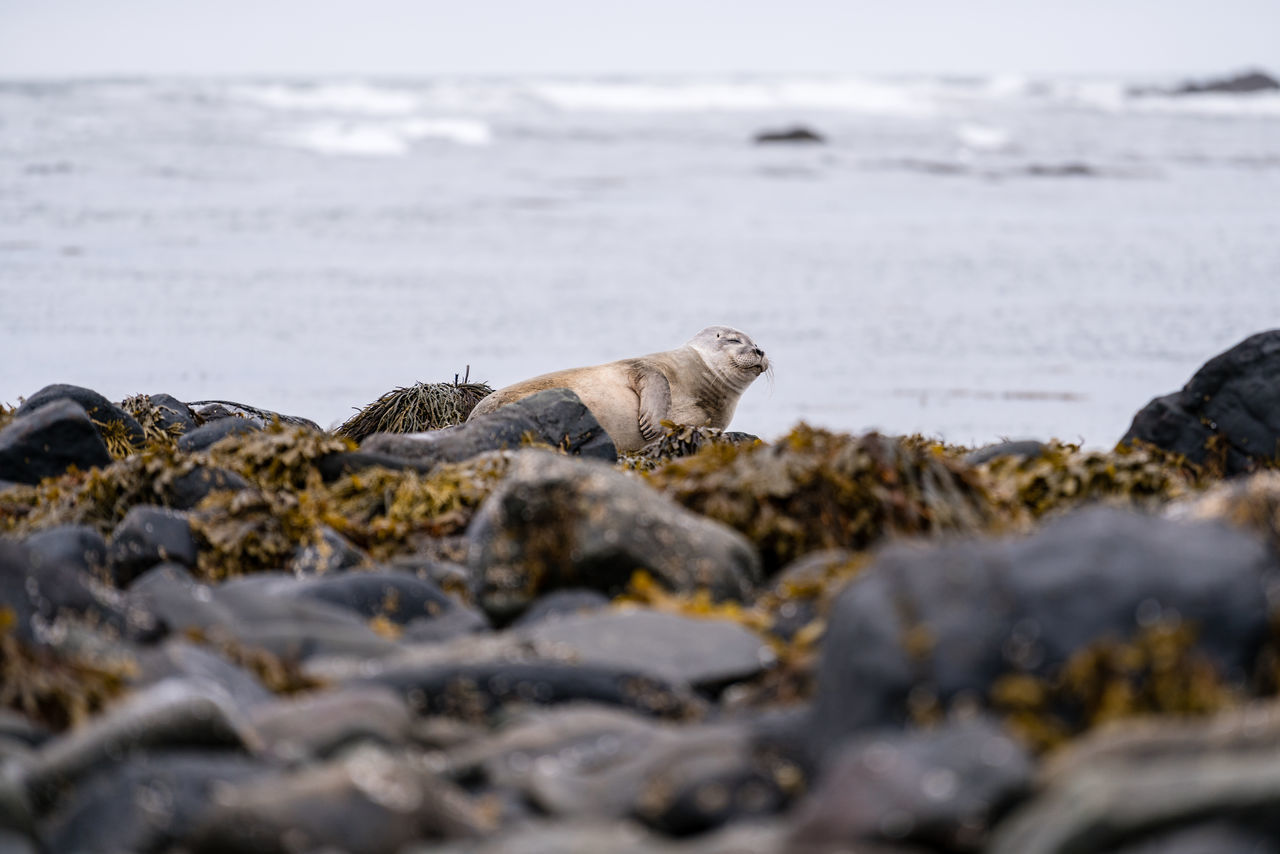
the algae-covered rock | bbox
[0,400,113,485]
[468,450,760,619]
[120,393,197,445]
[338,379,495,443]
[16,384,146,456]
[178,417,262,453]
[646,426,999,575]
[620,423,762,471]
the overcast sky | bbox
[1,0,1277,78]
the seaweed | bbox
[208,422,354,492]
[336,377,495,443]
[1182,470,1280,554]
[190,487,325,581]
[120,393,187,447]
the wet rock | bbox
[188,399,320,430]
[0,399,112,484]
[989,700,1280,854]
[186,745,492,853]
[21,679,259,810]
[132,639,276,710]
[965,440,1047,466]
[1123,329,1280,475]
[167,465,250,510]
[360,388,616,468]
[0,538,133,644]
[1176,70,1280,94]
[145,392,200,434]
[41,751,272,854]
[23,524,107,577]
[519,608,773,691]
[107,505,198,585]
[468,450,760,619]
[249,687,414,760]
[177,416,262,452]
[811,508,1276,751]
[511,589,611,627]
[754,126,825,144]
[790,716,1032,852]
[286,525,370,576]
[15,383,145,448]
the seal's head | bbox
[687,325,770,383]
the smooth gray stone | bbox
[16,383,145,447]
[107,505,198,585]
[22,525,107,577]
[176,417,261,452]
[132,640,276,710]
[0,399,112,484]
[249,686,414,760]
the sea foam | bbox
[281,118,493,156]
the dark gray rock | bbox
[145,392,200,434]
[286,525,370,576]
[187,399,320,430]
[468,450,760,619]
[1176,70,1280,94]
[186,745,492,853]
[511,589,611,627]
[1122,330,1280,474]
[177,417,262,452]
[0,399,112,484]
[107,505,198,585]
[16,383,145,448]
[41,751,272,854]
[0,537,136,644]
[248,687,414,760]
[965,440,1048,466]
[401,605,491,643]
[23,524,107,577]
[359,388,616,468]
[518,608,773,691]
[227,570,466,627]
[167,465,250,510]
[132,640,276,710]
[811,508,1276,752]
[754,126,825,144]
[126,561,195,594]
[790,716,1033,852]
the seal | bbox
[467,326,769,453]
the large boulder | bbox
[1122,330,1280,475]
[15,384,145,448]
[0,538,134,644]
[467,450,761,619]
[811,508,1277,754]
[0,400,112,484]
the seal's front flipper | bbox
[635,369,672,442]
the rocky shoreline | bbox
[1,330,1279,854]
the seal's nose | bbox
[753,347,763,356]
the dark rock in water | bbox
[989,700,1280,854]
[0,538,134,644]
[248,687,414,760]
[132,640,276,710]
[186,745,492,853]
[286,525,370,576]
[0,399,112,484]
[177,416,262,452]
[15,383,146,448]
[1176,70,1280,94]
[21,679,259,810]
[167,464,251,509]
[790,716,1032,852]
[754,126,825,144]
[511,589,611,627]
[107,505,198,585]
[518,608,772,691]
[23,524,108,577]
[965,439,1047,465]
[468,450,760,619]
[41,751,272,854]
[146,392,200,434]
[188,399,321,430]
[811,508,1276,752]
[1023,162,1099,177]
[360,388,617,468]
[1122,329,1280,475]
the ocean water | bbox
[1,75,1278,446]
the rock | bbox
[359,388,617,468]
[400,606,491,643]
[285,525,370,576]
[187,399,320,430]
[754,126,825,144]
[186,745,492,853]
[965,440,1047,466]
[518,608,773,691]
[988,699,1280,854]
[248,687,414,760]
[15,383,145,448]
[132,640,276,710]
[414,819,795,854]
[126,561,195,594]
[22,525,107,577]
[468,450,760,619]
[0,399,113,484]
[41,752,272,854]
[107,505,198,585]
[811,508,1276,752]
[511,589,611,627]
[166,465,251,510]
[0,537,135,644]
[1176,70,1280,94]
[145,392,200,434]
[1122,330,1280,475]
[228,570,467,628]
[789,716,1033,852]
[177,417,262,452]
[20,679,260,810]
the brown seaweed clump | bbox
[208,422,354,492]
[0,610,132,731]
[978,440,1202,520]
[619,422,763,471]
[645,425,1001,574]
[120,393,187,447]
[191,487,325,581]
[990,622,1241,753]
[336,378,495,443]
